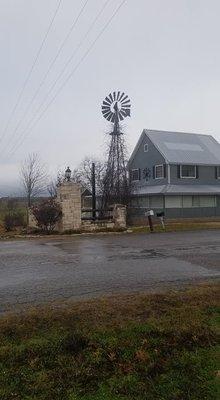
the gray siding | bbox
[128,206,220,225]
[165,207,220,218]
[128,194,220,225]
[170,165,220,185]
[129,135,167,187]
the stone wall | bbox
[28,181,127,232]
[81,220,115,232]
[81,205,127,232]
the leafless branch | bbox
[20,153,48,207]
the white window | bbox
[138,196,150,207]
[182,196,193,208]
[130,197,139,207]
[165,196,182,208]
[192,195,200,207]
[180,165,196,178]
[131,169,140,181]
[144,143,148,152]
[149,196,164,208]
[155,165,164,179]
[182,195,216,208]
[199,196,216,207]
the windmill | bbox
[101,91,131,208]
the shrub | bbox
[31,199,62,233]
[3,212,24,231]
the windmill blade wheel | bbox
[101,91,131,123]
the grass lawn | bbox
[0,284,220,400]
[131,220,220,234]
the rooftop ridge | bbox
[144,128,214,138]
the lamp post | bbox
[92,162,96,220]
[65,167,71,182]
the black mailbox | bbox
[156,212,165,217]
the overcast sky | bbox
[1,0,220,195]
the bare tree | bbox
[47,169,66,198]
[21,153,48,207]
[47,179,58,198]
[72,156,105,195]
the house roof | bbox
[128,129,220,166]
[132,184,220,196]
[81,187,92,196]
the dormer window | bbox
[144,143,148,152]
[180,165,196,178]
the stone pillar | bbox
[28,209,38,229]
[57,182,81,232]
[113,204,127,229]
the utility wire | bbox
[7,0,111,156]
[8,0,127,158]
[1,0,89,155]
[0,0,63,144]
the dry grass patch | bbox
[0,283,220,400]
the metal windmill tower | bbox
[101,91,131,208]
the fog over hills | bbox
[0,183,21,198]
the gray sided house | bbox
[128,129,220,222]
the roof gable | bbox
[129,129,220,166]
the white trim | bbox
[131,168,140,182]
[155,164,164,179]
[144,130,169,163]
[167,164,171,184]
[180,165,196,179]
[127,130,146,167]
[144,143,148,152]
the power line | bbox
[8,0,127,158]
[0,0,63,144]
[1,0,90,155]
[7,0,111,156]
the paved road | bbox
[0,230,220,312]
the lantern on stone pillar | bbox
[65,167,71,182]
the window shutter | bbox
[163,164,167,178]
[196,166,199,179]
[153,166,155,179]
[215,166,218,179]
[138,168,141,180]
[177,165,181,178]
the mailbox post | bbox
[146,209,154,232]
[156,211,165,230]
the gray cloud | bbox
[1,0,220,195]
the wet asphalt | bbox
[0,230,220,313]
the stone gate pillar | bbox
[57,182,81,232]
[113,204,127,229]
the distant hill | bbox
[0,183,21,198]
